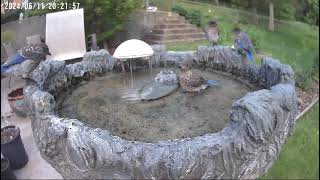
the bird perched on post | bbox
[205,20,219,46]
[232,27,255,62]
[1,41,51,73]
[179,60,219,93]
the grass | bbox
[154,0,319,88]
[259,103,319,179]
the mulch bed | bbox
[296,79,319,113]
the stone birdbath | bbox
[22,45,298,179]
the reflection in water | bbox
[58,68,252,142]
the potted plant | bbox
[1,125,28,169]
[7,88,26,117]
[1,157,16,180]
[1,30,16,58]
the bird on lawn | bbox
[232,27,255,62]
[205,20,219,46]
[179,60,219,93]
[1,41,51,73]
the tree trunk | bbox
[215,0,219,6]
[268,1,274,31]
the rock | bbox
[297,97,302,106]
[259,57,294,88]
[2,59,41,79]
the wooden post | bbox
[268,1,274,31]
[87,34,98,51]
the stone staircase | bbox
[145,12,206,44]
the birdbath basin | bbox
[23,45,298,179]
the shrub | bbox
[1,9,22,24]
[186,10,202,26]
[295,68,313,90]
[246,28,262,52]
[172,5,202,27]
[172,5,188,17]
[279,3,296,20]
[311,52,319,77]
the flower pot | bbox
[7,88,26,117]
[1,158,16,180]
[1,126,28,169]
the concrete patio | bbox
[1,76,62,179]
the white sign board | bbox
[46,9,86,61]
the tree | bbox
[25,0,142,47]
[268,0,274,31]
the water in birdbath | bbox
[57,68,253,143]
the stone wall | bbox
[1,15,46,51]
[22,46,298,179]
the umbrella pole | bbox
[149,58,153,80]
[121,61,125,74]
[130,59,133,88]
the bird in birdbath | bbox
[122,70,179,101]
[179,60,219,93]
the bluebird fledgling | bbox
[232,27,255,62]
[179,60,219,93]
[1,42,51,73]
[205,20,219,46]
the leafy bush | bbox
[186,10,202,26]
[172,5,202,27]
[172,5,188,17]
[294,52,318,90]
[311,52,319,77]
[1,9,22,24]
[279,3,296,21]
[246,28,262,51]
[295,68,313,90]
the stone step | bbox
[165,16,186,21]
[151,28,204,35]
[146,33,205,41]
[161,19,188,24]
[146,37,206,45]
[154,24,197,29]
[146,11,180,18]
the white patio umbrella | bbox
[113,39,154,87]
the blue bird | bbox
[232,27,255,62]
[1,42,51,73]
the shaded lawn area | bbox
[259,103,319,179]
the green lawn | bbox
[260,103,319,179]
